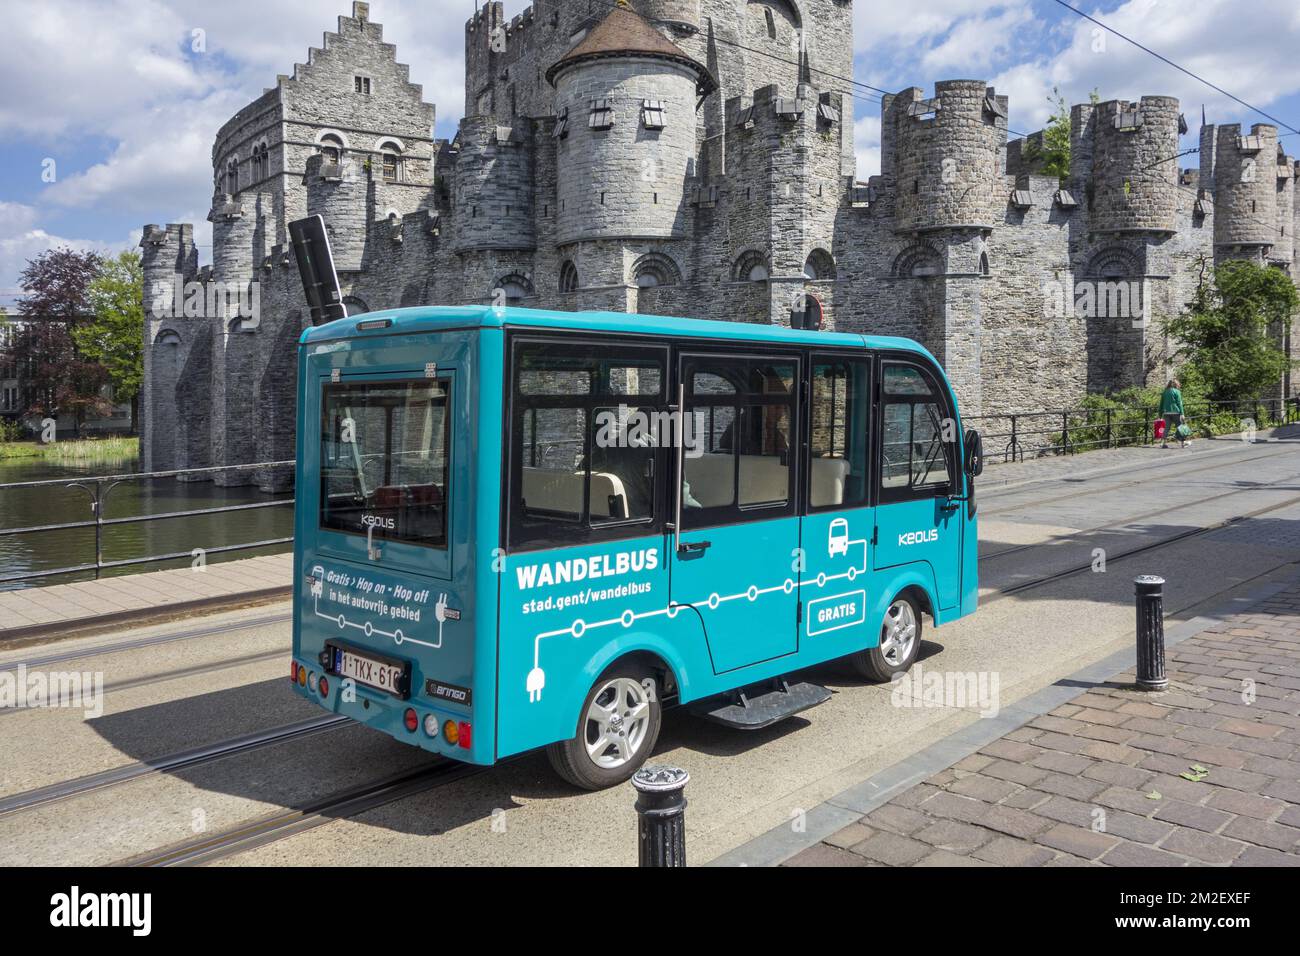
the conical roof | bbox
[545,5,715,94]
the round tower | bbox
[1214,124,1281,254]
[891,80,1004,235]
[1273,149,1295,266]
[547,4,715,246]
[305,152,368,272]
[452,115,536,253]
[1088,96,1180,235]
[635,0,701,34]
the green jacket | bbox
[1159,387,1183,416]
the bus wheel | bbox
[850,594,922,683]
[547,665,662,791]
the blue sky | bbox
[2,0,1298,307]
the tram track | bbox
[980,467,1300,562]
[0,714,348,817]
[117,758,480,867]
[980,442,1297,517]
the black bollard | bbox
[631,765,689,867]
[1134,575,1168,691]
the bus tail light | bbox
[297,666,308,688]
[291,661,299,683]
[442,719,458,746]
[423,714,439,737]
[318,676,329,697]
[457,722,472,749]
[404,708,419,733]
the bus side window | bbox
[510,340,667,550]
[879,362,954,499]
[809,358,871,510]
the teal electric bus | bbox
[291,306,983,789]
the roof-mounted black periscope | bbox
[289,214,347,326]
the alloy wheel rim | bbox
[880,599,917,667]
[584,677,651,769]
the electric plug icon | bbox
[527,666,545,702]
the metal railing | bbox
[0,459,296,586]
[967,397,1300,463]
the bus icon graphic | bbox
[828,518,850,557]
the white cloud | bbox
[854,115,882,181]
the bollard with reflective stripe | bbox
[632,765,689,867]
[1134,575,1168,691]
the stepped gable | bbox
[544,3,715,95]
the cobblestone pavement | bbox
[785,581,1300,867]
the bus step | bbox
[693,679,832,730]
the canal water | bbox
[0,455,295,591]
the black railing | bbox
[968,397,1300,463]
[0,460,296,586]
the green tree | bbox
[1164,258,1299,404]
[77,250,144,433]
[1039,87,1072,180]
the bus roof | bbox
[299,305,937,360]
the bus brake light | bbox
[318,676,329,697]
[291,661,299,683]
[404,708,419,733]
[457,722,472,749]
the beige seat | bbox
[810,457,851,508]
[521,467,629,519]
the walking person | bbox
[1159,378,1186,449]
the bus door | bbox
[670,352,802,674]
[800,356,875,644]
[872,358,962,611]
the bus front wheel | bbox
[850,594,922,682]
[547,664,662,790]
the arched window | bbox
[891,243,943,278]
[559,260,580,293]
[319,134,344,165]
[496,274,533,304]
[342,296,369,317]
[225,157,239,195]
[154,329,181,346]
[252,142,271,181]
[631,253,681,288]
[734,250,769,282]
[803,249,836,280]
[377,140,402,183]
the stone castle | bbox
[140,0,1300,485]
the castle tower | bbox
[887,80,1007,235]
[305,152,370,272]
[1274,147,1295,267]
[547,4,715,247]
[1084,97,1180,236]
[452,115,536,253]
[635,0,701,34]
[139,224,199,473]
[1213,123,1279,262]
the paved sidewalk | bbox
[784,581,1300,867]
[0,552,292,639]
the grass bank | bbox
[0,436,139,463]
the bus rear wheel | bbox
[547,664,662,790]
[850,594,922,682]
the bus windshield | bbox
[319,377,450,548]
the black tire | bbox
[546,663,662,791]
[850,593,923,683]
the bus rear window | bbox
[320,378,450,549]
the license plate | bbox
[332,646,407,697]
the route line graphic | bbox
[309,566,451,651]
[525,532,871,702]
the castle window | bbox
[554,108,569,139]
[632,253,681,289]
[319,134,344,165]
[588,99,614,130]
[642,100,666,130]
[734,250,770,283]
[225,157,239,195]
[378,141,402,183]
[559,261,580,294]
[803,249,836,281]
[354,75,371,95]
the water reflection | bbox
[0,456,294,591]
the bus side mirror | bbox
[965,429,984,478]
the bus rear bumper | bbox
[288,656,492,766]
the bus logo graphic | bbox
[828,518,850,557]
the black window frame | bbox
[505,333,670,553]
[805,351,874,514]
[875,353,958,504]
[678,349,802,532]
[318,375,453,551]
